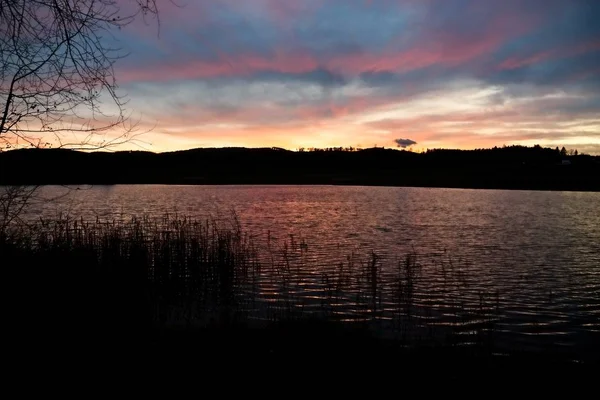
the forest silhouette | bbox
[1,145,598,191]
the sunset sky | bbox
[109,0,600,153]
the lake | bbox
[16,185,600,359]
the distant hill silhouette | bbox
[1,145,599,191]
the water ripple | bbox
[15,184,600,360]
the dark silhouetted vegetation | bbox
[4,214,598,381]
[1,145,598,191]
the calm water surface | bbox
[26,185,600,358]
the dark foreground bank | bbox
[2,145,599,191]
[4,216,598,385]
[19,321,598,386]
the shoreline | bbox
[3,181,600,193]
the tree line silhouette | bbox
[297,144,579,156]
[1,145,598,191]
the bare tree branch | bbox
[0,0,166,151]
[0,0,173,231]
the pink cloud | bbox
[499,51,555,70]
[119,32,515,83]
[118,0,544,84]
[499,39,600,71]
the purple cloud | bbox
[395,139,418,149]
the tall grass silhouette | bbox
[3,214,503,358]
